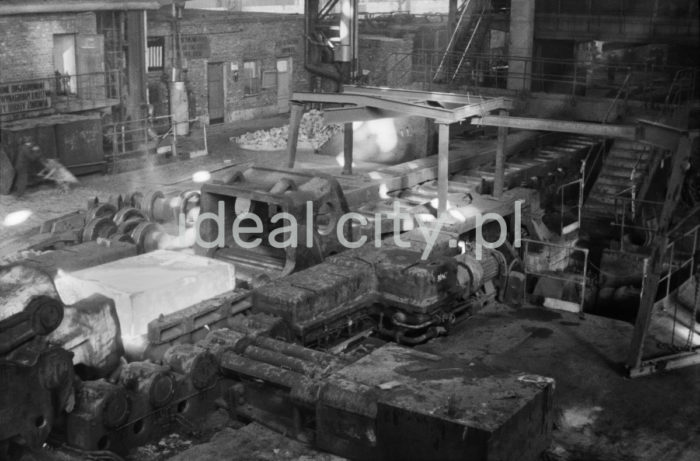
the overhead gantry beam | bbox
[342,85,494,106]
[323,106,404,124]
[471,115,686,151]
[471,115,639,139]
[292,92,512,124]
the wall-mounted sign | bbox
[0,82,50,115]
[181,35,210,60]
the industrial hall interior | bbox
[1,0,700,460]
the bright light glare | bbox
[158,228,196,250]
[458,241,467,254]
[457,205,479,218]
[367,118,398,153]
[122,334,147,349]
[169,196,182,208]
[3,210,32,227]
[122,334,148,358]
[378,184,389,199]
[335,153,357,168]
[192,171,211,183]
[430,198,452,210]
[448,208,466,222]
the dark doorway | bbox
[207,62,224,124]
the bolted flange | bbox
[112,207,149,226]
[83,216,118,242]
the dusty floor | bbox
[420,305,700,461]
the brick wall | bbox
[0,12,97,83]
[359,35,413,88]
[147,11,308,124]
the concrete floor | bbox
[420,305,700,461]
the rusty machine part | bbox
[116,218,144,237]
[143,190,168,222]
[162,344,219,390]
[112,207,148,226]
[127,191,144,210]
[118,362,176,408]
[1,266,75,458]
[86,202,118,222]
[0,295,64,354]
[195,167,352,286]
[130,221,164,254]
[205,329,553,461]
[82,216,118,242]
[252,227,508,347]
[23,187,198,254]
[62,340,226,455]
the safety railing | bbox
[659,224,699,305]
[555,138,607,235]
[636,223,700,356]
[103,114,209,171]
[660,67,697,124]
[602,71,632,123]
[557,177,584,236]
[522,238,589,316]
[582,140,607,193]
[385,50,699,104]
[612,193,665,250]
[0,71,121,117]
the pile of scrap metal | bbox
[233,110,342,151]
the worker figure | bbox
[13,142,43,197]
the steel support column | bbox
[471,115,639,139]
[438,123,450,217]
[343,122,353,175]
[508,0,535,91]
[494,109,508,198]
[287,102,304,169]
[626,136,693,373]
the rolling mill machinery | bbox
[0,161,543,459]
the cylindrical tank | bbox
[334,0,354,62]
[169,81,189,136]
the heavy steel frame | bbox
[286,86,512,217]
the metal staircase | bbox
[433,0,492,84]
[584,140,657,216]
[582,66,691,226]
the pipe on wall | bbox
[304,0,343,91]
